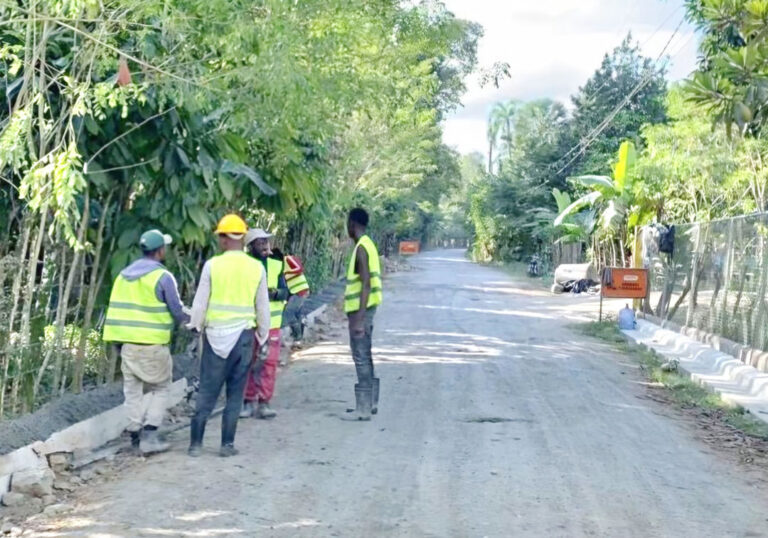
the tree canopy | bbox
[0,0,479,413]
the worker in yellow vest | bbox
[187,215,270,457]
[344,208,383,421]
[273,247,310,346]
[241,228,289,420]
[103,229,190,454]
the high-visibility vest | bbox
[103,269,173,345]
[344,235,383,313]
[206,250,264,328]
[284,255,310,296]
[267,257,286,329]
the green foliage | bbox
[684,0,768,135]
[567,35,667,175]
[469,100,571,261]
[557,141,649,240]
[0,0,479,413]
[633,84,768,224]
[467,35,667,265]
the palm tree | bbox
[492,100,518,162]
[487,113,502,173]
[486,100,518,174]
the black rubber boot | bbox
[130,429,141,450]
[221,407,239,447]
[371,377,380,415]
[353,384,372,421]
[189,419,205,457]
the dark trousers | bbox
[349,308,376,388]
[190,329,253,447]
[284,294,307,339]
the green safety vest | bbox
[206,250,264,328]
[267,257,286,330]
[344,235,383,313]
[103,269,174,345]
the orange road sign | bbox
[399,241,420,255]
[601,268,648,299]
[599,267,648,322]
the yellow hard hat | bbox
[214,214,247,235]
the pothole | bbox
[462,417,533,424]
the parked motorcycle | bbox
[527,254,540,277]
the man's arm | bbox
[356,246,371,312]
[188,261,212,332]
[350,246,370,337]
[255,270,270,345]
[273,271,290,302]
[156,273,190,325]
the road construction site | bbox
[7,250,768,537]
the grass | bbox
[577,320,768,441]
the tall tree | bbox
[567,34,667,175]
[490,100,519,166]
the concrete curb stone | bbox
[623,319,768,424]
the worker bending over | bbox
[344,208,383,421]
[280,248,311,346]
[241,229,289,420]
[103,229,189,454]
[188,215,270,457]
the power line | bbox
[555,17,686,176]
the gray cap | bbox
[245,228,273,245]
[140,229,172,251]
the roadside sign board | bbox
[601,268,648,299]
[399,241,420,256]
[599,267,648,321]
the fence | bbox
[641,213,768,351]
[552,242,584,268]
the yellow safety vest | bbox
[344,235,383,313]
[267,257,286,329]
[206,250,264,328]
[285,258,310,296]
[103,269,173,345]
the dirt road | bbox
[23,250,768,537]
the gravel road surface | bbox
[21,250,768,537]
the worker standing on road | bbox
[280,248,311,346]
[103,229,190,455]
[241,229,289,420]
[187,215,270,457]
[344,208,383,421]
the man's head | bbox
[245,228,273,259]
[214,214,248,252]
[347,207,369,240]
[139,229,172,262]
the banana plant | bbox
[552,188,596,243]
[553,140,646,242]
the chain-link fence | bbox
[642,214,768,351]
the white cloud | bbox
[442,0,701,155]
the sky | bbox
[441,0,700,156]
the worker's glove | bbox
[185,376,200,402]
[186,335,200,354]
[257,342,269,363]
